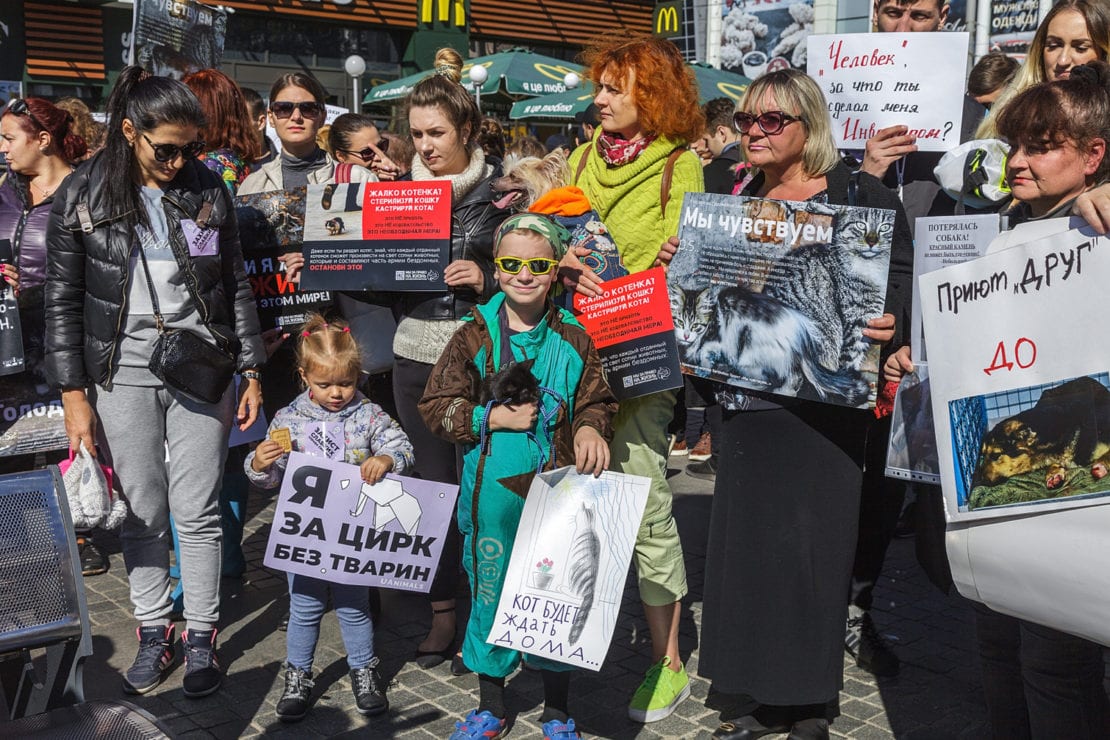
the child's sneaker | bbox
[276,664,314,722]
[628,655,690,723]
[181,628,222,698]
[122,624,175,694]
[543,717,582,739]
[350,658,388,716]
[449,709,507,739]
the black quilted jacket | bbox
[45,151,265,390]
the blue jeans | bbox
[286,573,374,672]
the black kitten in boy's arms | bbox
[469,358,540,406]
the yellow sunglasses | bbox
[494,256,559,275]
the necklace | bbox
[29,169,72,200]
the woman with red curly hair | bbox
[565,34,704,725]
[183,69,260,193]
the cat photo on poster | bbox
[668,193,893,409]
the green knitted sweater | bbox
[568,133,704,274]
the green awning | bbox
[365,48,583,104]
[509,64,752,121]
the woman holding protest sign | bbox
[563,34,703,723]
[386,47,504,672]
[888,63,1110,740]
[656,69,912,739]
[45,66,265,698]
[977,0,1110,139]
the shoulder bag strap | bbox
[660,147,685,218]
[135,246,166,333]
[573,143,592,184]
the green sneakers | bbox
[628,655,691,723]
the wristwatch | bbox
[241,369,263,382]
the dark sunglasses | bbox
[142,133,206,163]
[339,139,389,162]
[494,256,559,275]
[733,110,804,136]
[270,101,325,119]
[6,98,49,133]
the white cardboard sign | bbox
[807,32,969,152]
[920,225,1110,522]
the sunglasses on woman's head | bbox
[494,256,559,275]
[339,140,389,162]
[142,134,205,163]
[733,110,804,136]
[270,101,325,119]
[6,98,48,132]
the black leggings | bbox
[393,355,462,602]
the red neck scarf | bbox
[597,131,657,167]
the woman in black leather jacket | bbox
[44,66,264,699]
[391,47,505,671]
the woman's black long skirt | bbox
[699,401,869,709]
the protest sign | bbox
[264,452,459,591]
[236,188,332,330]
[131,0,227,79]
[921,226,1110,521]
[911,215,998,364]
[301,181,451,292]
[807,32,969,152]
[885,363,939,483]
[572,267,680,400]
[0,382,65,457]
[668,193,892,409]
[488,467,649,671]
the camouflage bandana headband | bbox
[494,213,571,260]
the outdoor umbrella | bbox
[509,63,753,121]
[365,48,583,105]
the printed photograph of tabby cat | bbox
[668,194,894,409]
[951,374,1110,511]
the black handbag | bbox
[137,246,235,404]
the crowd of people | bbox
[2,2,1110,737]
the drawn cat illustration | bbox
[763,209,891,370]
[671,285,869,406]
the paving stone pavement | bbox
[81,458,993,739]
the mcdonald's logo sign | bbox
[419,0,466,28]
[653,1,682,38]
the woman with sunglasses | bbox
[563,34,704,724]
[239,72,375,201]
[0,98,96,565]
[44,65,265,699]
[329,113,389,174]
[663,69,911,740]
[239,73,376,424]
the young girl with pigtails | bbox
[245,313,414,722]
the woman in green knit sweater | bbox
[564,34,705,724]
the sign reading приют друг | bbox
[807,32,969,152]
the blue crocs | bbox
[449,709,506,739]
[543,717,581,739]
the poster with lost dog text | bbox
[668,193,893,409]
[920,226,1110,522]
[572,268,681,401]
[301,181,451,292]
[488,467,649,671]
